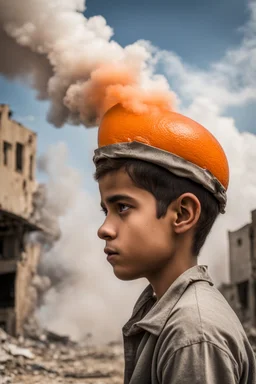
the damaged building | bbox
[0,104,46,336]
[220,210,256,328]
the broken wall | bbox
[0,104,37,219]
[0,238,42,336]
[15,242,41,336]
[228,223,252,284]
[228,216,256,326]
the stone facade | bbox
[220,210,256,327]
[0,104,37,219]
[0,105,43,336]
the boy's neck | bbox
[148,250,197,300]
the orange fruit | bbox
[98,104,229,189]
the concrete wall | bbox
[0,104,37,219]
[0,106,45,335]
[228,223,252,284]
[228,213,256,326]
[15,242,41,336]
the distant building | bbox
[220,210,256,327]
[0,104,44,336]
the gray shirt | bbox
[122,265,256,384]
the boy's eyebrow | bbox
[101,194,136,208]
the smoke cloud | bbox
[0,0,175,127]
[0,28,52,100]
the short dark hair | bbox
[94,158,220,256]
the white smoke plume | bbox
[0,0,175,127]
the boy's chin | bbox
[113,266,142,281]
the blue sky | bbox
[86,0,248,65]
[0,0,254,185]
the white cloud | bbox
[155,1,256,110]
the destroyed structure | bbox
[0,104,46,337]
[0,326,125,384]
[220,210,256,328]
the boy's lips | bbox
[104,247,119,260]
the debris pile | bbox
[0,327,124,384]
[1,321,256,384]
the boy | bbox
[93,104,256,383]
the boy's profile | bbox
[93,103,256,384]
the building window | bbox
[0,272,15,308]
[237,238,243,246]
[15,142,24,172]
[29,154,34,180]
[3,141,12,166]
[28,135,33,145]
[0,237,17,260]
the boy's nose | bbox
[97,221,117,240]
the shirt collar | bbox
[123,265,213,337]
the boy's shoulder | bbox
[158,278,250,362]
[123,266,256,384]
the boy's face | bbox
[97,168,176,281]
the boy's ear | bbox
[171,193,201,234]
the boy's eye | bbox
[101,207,108,216]
[118,203,130,213]
[100,204,130,216]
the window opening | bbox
[3,141,12,166]
[16,143,24,172]
[237,238,243,246]
[0,273,15,308]
[29,154,33,180]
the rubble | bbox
[1,316,256,384]
[0,349,12,363]
[4,344,35,360]
[0,329,8,342]
[0,327,124,384]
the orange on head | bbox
[98,104,229,189]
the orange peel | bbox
[94,104,229,212]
